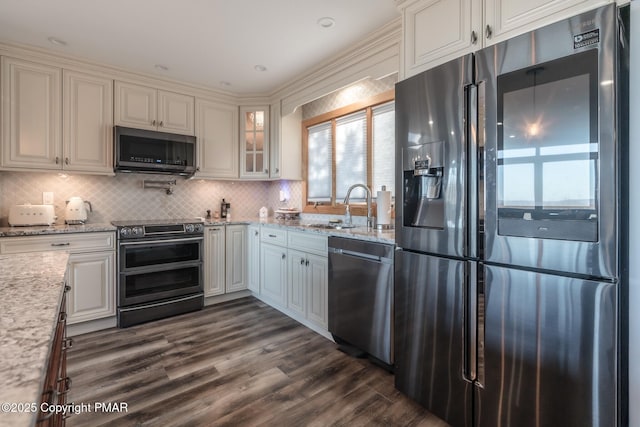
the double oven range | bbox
[112,219,205,328]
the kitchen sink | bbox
[306,223,357,230]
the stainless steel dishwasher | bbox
[328,236,394,366]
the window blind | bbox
[307,122,332,202]
[336,111,367,201]
[372,102,396,197]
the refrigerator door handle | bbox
[463,261,478,383]
[467,84,478,259]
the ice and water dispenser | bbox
[403,141,444,229]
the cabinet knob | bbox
[281,253,286,259]
[305,259,309,266]
[254,230,259,236]
[196,166,201,172]
[55,156,60,164]
[159,121,164,127]
[485,25,493,39]
[300,258,305,265]
[65,157,70,165]
[265,169,269,174]
[152,119,157,126]
[275,168,279,173]
[471,31,478,45]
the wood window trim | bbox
[301,89,394,216]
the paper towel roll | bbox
[377,190,392,225]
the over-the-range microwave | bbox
[114,126,196,176]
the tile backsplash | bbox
[0,172,303,226]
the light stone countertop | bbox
[206,217,395,244]
[0,222,116,238]
[0,218,393,244]
[0,251,69,427]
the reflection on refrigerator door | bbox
[476,264,616,427]
[395,250,473,427]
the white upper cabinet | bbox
[158,90,195,135]
[63,70,113,174]
[195,98,239,179]
[270,101,302,181]
[483,0,610,45]
[239,106,270,179]
[1,58,113,175]
[115,81,194,135]
[400,0,481,78]
[399,0,611,79]
[1,57,62,170]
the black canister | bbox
[221,199,230,219]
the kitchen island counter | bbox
[0,222,116,238]
[0,251,69,427]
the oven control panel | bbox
[117,222,204,239]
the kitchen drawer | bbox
[0,232,115,254]
[260,227,287,247]
[288,231,327,257]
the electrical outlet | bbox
[42,192,54,205]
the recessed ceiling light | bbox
[317,17,335,28]
[254,65,267,72]
[154,64,169,71]
[47,36,67,46]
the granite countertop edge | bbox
[0,219,394,244]
[0,251,69,427]
[0,223,116,237]
[205,217,395,244]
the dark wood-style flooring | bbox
[67,297,449,427]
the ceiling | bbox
[0,0,400,95]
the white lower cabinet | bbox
[205,224,248,296]
[305,253,328,329]
[204,226,226,296]
[247,224,260,293]
[225,225,247,292]
[260,242,288,307]
[286,232,328,330]
[256,226,329,334]
[287,249,307,316]
[66,250,115,324]
[0,232,116,325]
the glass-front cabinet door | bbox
[240,106,270,179]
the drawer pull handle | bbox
[63,337,74,349]
[268,234,277,238]
[300,258,305,265]
[64,285,71,292]
[51,242,71,247]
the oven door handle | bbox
[119,237,203,246]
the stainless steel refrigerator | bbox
[394,4,627,427]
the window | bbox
[303,91,395,214]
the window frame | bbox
[301,89,394,216]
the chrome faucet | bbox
[343,183,375,229]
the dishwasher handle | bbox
[328,247,392,263]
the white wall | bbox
[628,2,639,426]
